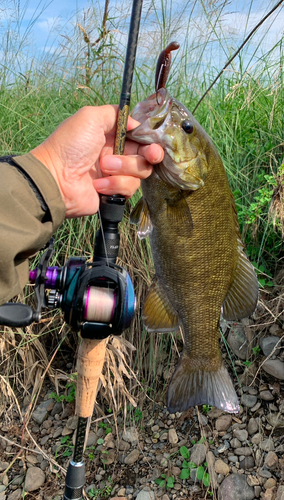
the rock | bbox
[219,473,254,500]
[217,440,230,453]
[230,438,241,448]
[239,456,255,468]
[168,429,178,444]
[264,451,278,469]
[117,488,126,496]
[260,438,275,451]
[118,440,130,451]
[66,416,78,430]
[262,359,284,380]
[234,447,252,456]
[260,390,274,401]
[215,415,232,432]
[190,443,207,466]
[7,490,21,500]
[32,401,52,425]
[264,478,277,490]
[260,336,281,356]
[259,469,272,479]
[247,475,260,487]
[227,324,249,360]
[263,488,277,500]
[214,459,230,476]
[136,490,155,500]
[251,433,262,445]
[276,485,284,500]
[0,462,8,472]
[207,408,223,419]
[233,429,248,442]
[122,427,139,444]
[86,431,97,447]
[24,467,45,492]
[124,449,140,465]
[241,394,257,408]
[248,417,258,435]
[266,413,284,428]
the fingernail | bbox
[94,178,110,190]
[104,156,122,171]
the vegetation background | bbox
[0,0,284,416]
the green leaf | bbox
[180,446,190,459]
[97,438,104,445]
[182,460,188,468]
[203,472,211,487]
[196,466,205,481]
[167,476,175,489]
[155,478,166,487]
[180,469,191,480]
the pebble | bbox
[190,443,206,466]
[219,473,255,500]
[260,336,281,356]
[276,486,284,500]
[230,438,241,448]
[124,449,140,465]
[264,478,277,490]
[233,429,248,442]
[217,440,230,453]
[234,447,252,456]
[266,413,284,428]
[136,490,155,500]
[251,433,262,445]
[248,417,258,435]
[122,427,139,445]
[241,394,257,408]
[227,324,249,360]
[168,429,178,444]
[264,451,278,469]
[24,467,45,492]
[7,490,21,500]
[239,456,255,469]
[262,359,284,379]
[258,469,272,479]
[215,415,232,432]
[260,438,275,451]
[32,400,52,425]
[259,390,274,401]
[214,459,230,475]
[247,475,260,487]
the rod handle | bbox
[75,338,107,418]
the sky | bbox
[0,0,284,79]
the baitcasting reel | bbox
[0,195,136,339]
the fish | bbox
[126,45,259,414]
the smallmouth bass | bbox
[127,57,258,413]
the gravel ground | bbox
[0,316,284,500]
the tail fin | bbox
[167,354,239,413]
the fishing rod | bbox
[0,1,143,498]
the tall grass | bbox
[1,0,284,412]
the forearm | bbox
[0,153,66,304]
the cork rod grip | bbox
[75,338,107,418]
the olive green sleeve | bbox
[0,153,66,304]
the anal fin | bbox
[143,278,179,332]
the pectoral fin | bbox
[222,241,259,321]
[143,278,179,332]
[166,194,193,236]
[130,197,153,239]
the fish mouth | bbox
[127,88,172,145]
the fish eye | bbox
[182,120,194,134]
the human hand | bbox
[31,105,164,218]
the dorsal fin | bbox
[143,278,179,332]
[130,197,153,239]
[222,240,259,320]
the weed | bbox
[88,476,113,499]
[49,381,76,404]
[155,474,175,490]
[202,404,212,414]
[179,446,211,487]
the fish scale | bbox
[127,86,258,413]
